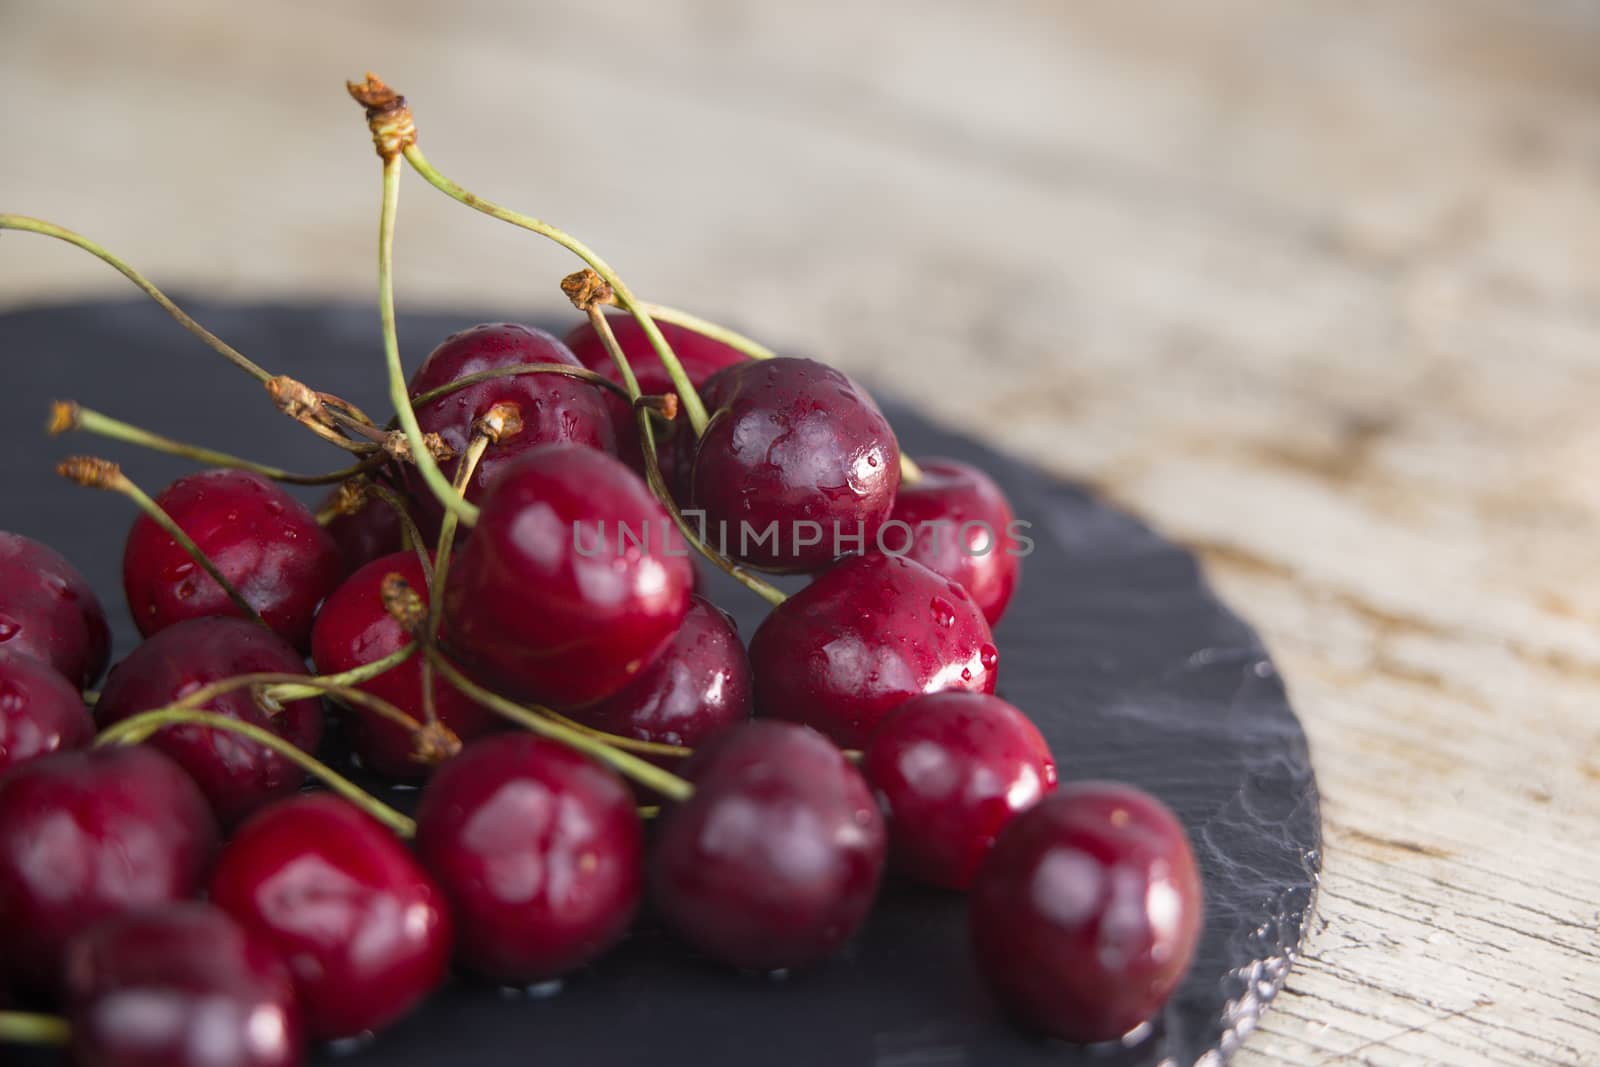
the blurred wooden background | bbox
[4,1,1599,1062]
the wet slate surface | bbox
[0,301,1321,1066]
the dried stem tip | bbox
[472,403,523,444]
[266,376,326,422]
[347,72,417,160]
[384,430,454,465]
[561,269,615,311]
[47,400,81,435]
[635,393,680,421]
[412,720,463,765]
[327,477,369,518]
[56,455,123,490]
[381,572,428,634]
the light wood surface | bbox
[4,1,1599,1062]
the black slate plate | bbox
[0,301,1320,1066]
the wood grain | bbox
[3,1,1598,1062]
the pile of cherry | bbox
[0,77,1202,1067]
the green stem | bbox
[0,1011,70,1046]
[265,645,416,696]
[400,144,710,435]
[365,481,434,578]
[377,157,478,527]
[95,707,416,837]
[406,363,630,412]
[428,434,488,642]
[428,652,693,801]
[160,669,424,737]
[0,215,270,383]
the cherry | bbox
[0,746,218,996]
[0,531,111,688]
[749,553,999,748]
[684,357,901,573]
[414,732,643,984]
[862,691,1056,890]
[878,458,1021,626]
[122,470,342,651]
[562,314,747,480]
[95,617,324,828]
[318,484,405,575]
[970,782,1203,1043]
[442,443,693,710]
[651,721,886,972]
[407,323,617,532]
[63,902,303,1067]
[0,649,93,774]
[209,794,453,1041]
[311,551,499,779]
[567,595,751,751]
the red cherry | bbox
[970,782,1203,1043]
[0,746,218,995]
[0,531,111,688]
[879,458,1021,625]
[862,692,1056,890]
[0,649,93,774]
[567,595,751,750]
[122,470,342,651]
[414,733,644,984]
[94,617,323,828]
[208,794,453,1041]
[651,721,886,972]
[442,444,693,710]
[749,553,998,748]
[318,484,405,576]
[311,551,499,779]
[407,323,617,533]
[686,358,901,573]
[562,314,747,479]
[63,902,304,1067]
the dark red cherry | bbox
[563,314,748,481]
[63,902,303,1067]
[652,721,886,971]
[970,782,1203,1043]
[209,794,453,1041]
[95,617,324,828]
[415,733,643,984]
[407,323,617,533]
[122,470,342,651]
[0,648,93,774]
[685,357,900,573]
[0,531,111,687]
[749,553,998,748]
[568,595,751,751]
[442,444,693,710]
[862,692,1055,890]
[0,746,218,995]
[318,484,406,576]
[311,552,499,779]
[879,458,1021,625]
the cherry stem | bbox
[362,481,434,576]
[405,363,630,412]
[56,456,270,632]
[427,650,693,801]
[146,666,424,738]
[0,214,271,384]
[580,302,786,606]
[428,434,488,643]
[395,142,710,435]
[0,1011,70,1047]
[377,155,478,527]
[637,805,661,820]
[51,401,376,486]
[95,707,417,837]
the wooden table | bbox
[4,1,1597,1062]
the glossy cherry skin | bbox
[0,531,111,687]
[970,782,1204,1043]
[122,470,342,652]
[880,458,1021,626]
[311,552,500,779]
[63,902,304,1067]
[862,692,1056,890]
[684,357,901,573]
[563,314,748,481]
[0,648,93,774]
[95,617,323,828]
[408,323,617,533]
[652,721,886,972]
[318,484,405,576]
[209,794,453,1041]
[442,444,693,710]
[749,553,998,748]
[415,733,644,984]
[0,746,218,995]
